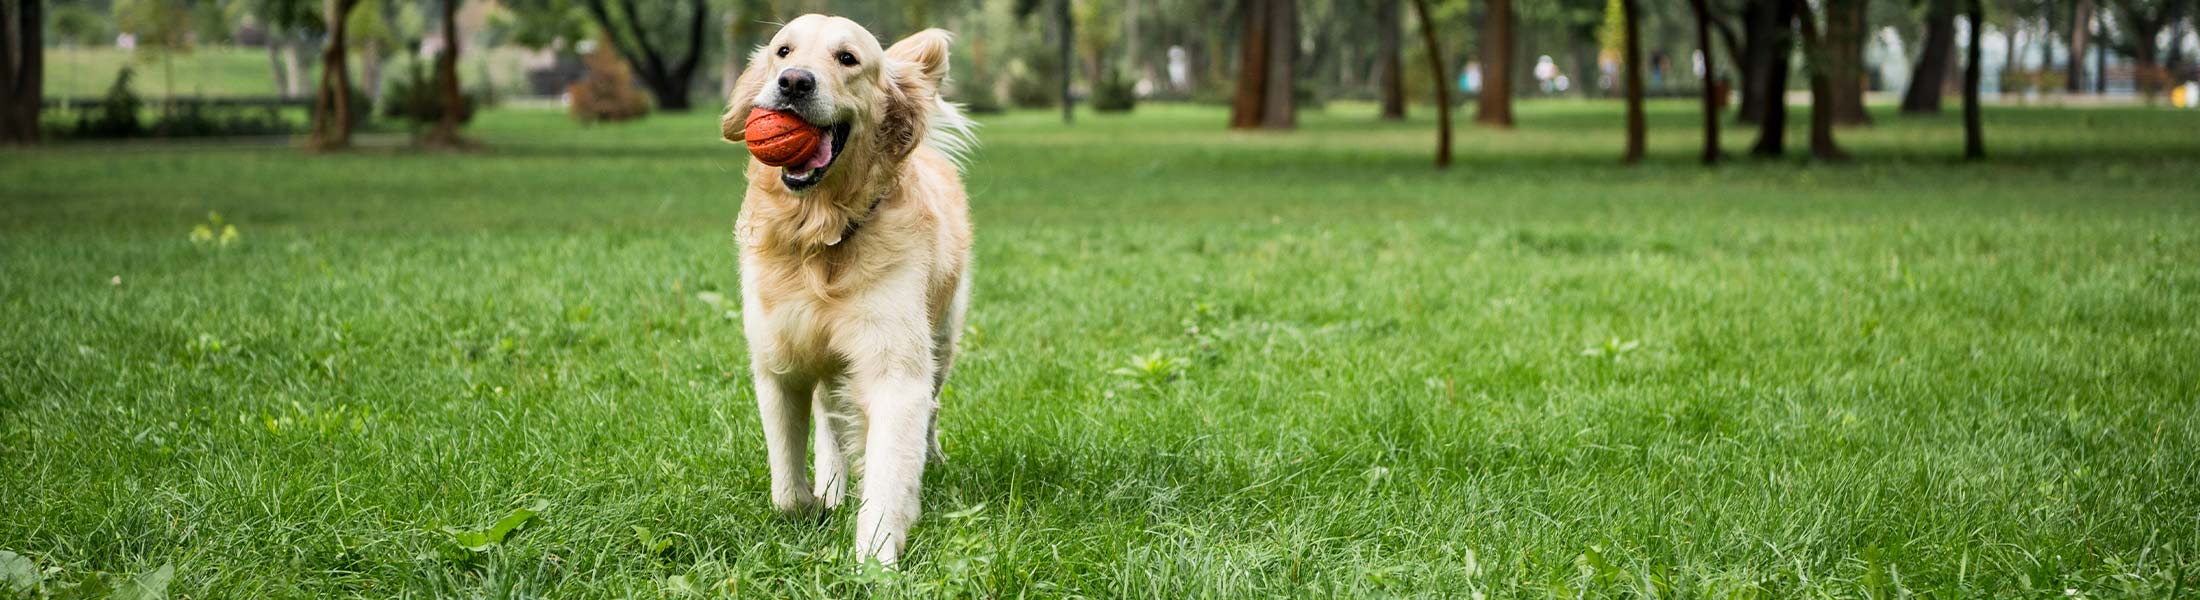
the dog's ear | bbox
[720,46,774,143]
[885,29,952,95]
[877,30,952,160]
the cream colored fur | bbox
[720,15,973,566]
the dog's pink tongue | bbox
[802,132,835,170]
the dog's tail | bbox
[925,97,978,173]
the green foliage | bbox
[74,68,144,138]
[1091,65,1136,112]
[436,500,549,563]
[951,65,1006,114]
[346,0,403,58]
[48,5,114,46]
[1005,42,1063,109]
[189,0,237,44]
[112,0,193,58]
[494,0,591,51]
[3,103,2200,597]
[0,552,173,600]
[381,61,482,127]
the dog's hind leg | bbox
[924,277,971,466]
[812,382,850,510]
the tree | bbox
[1791,0,1848,160]
[1409,0,1449,166]
[1,0,41,144]
[1230,0,1296,129]
[1737,0,1791,128]
[116,0,194,106]
[1058,0,1075,123]
[1964,0,1983,158]
[1744,0,1791,155]
[421,0,470,147]
[1619,0,1645,163]
[2108,0,2187,98]
[249,0,322,98]
[720,0,772,100]
[1013,0,1077,123]
[1819,0,1870,125]
[309,0,364,150]
[1902,0,1956,113]
[2067,0,2092,92]
[1688,0,1721,164]
[1475,0,1514,127]
[556,0,710,111]
[1378,0,1406,119]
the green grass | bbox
[3,100,2198,598]
[43,46,280,98]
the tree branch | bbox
[616,0,670,79]
[673,0,704,77]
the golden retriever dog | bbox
[719,15,975,565]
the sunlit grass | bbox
[2,101,2197,597]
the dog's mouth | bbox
[781,121,854,192]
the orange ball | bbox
[744,108,824,167]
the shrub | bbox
[76,68,144,138]
[148,104,291,137]
[382,60,481,127]
[1092,66,1136,113]
[952,68,1004,114]
[567,38,650,123]
[1006,48,1062,109]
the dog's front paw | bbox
[772,488,825,520]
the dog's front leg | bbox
[755,370,819,517]
[851,372,935,566]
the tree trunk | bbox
[0,0,42,144]
[721,8,740,100]
[1410,0,1450,167]
[1231,0,1295,129]
[1792,0,1847,161]
[1738,0,1791,125]
[1963,0,1982,159]
[1058,0,1075,124]
[362,44,385,107]
[2068,0,2092,92]
[1475,0,1514,127]
[1231,0,1270,128]
[1708,11,1746,93]
[1822,0,1871,125]
[1748,0,1792,155]
[1902,0,1955,113]
[580,0,706,111]
[310,0,360,150]
[1689,0,1721,165]
[269,37,292,99]
[1378,0,1406,120]
[1259,0,1296,129]
[288,35,313,97]
[1621,0,1646,164]
[423,0,467,147]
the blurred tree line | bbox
[3,0,2196,162]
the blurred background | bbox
[1,0,2196,146]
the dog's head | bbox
[722,15,951,195]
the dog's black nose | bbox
[777,69,816,98]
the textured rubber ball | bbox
[743,108,824,167]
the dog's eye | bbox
[836,51,859,67]
[775,46,790,58]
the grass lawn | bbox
[2,101,2197,598]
